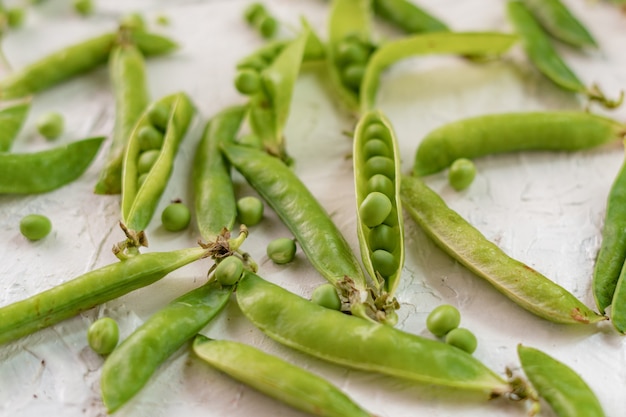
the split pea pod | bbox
[400,175,605,325]
[372,0,448,34]
[0,246,207,346]
[413,111,625,176]
[0,101,29,152]
[354,110,404,296]
[193,336,376,417]
[100,280,232,413]
[0,136,104,194]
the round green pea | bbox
[236,196,264,226]
[445,327,477,354]
[311,283,342,311]
[36,112,64,140]
[371,249,397,277]
[426,304,461,337]
[359,191,392,228]
[364,156,395,179]
[267,237,296,264]
[234,69,261,95]
[148,103,171,132]
[137,125,164,151]
[73,0,94,16]
[215,256,244,286]
[7,8,25,28]
[382,209,399,227]
[362,139,391,159]
[238,56,269,72]
[155,14,170,26]
[364,122,389,141]
[342,64,366,90]
[137,149,160,174]
[87,317,119,355]
[368,224,397,252]
[258,15,278,39]
[19,214,52,241]
[448,158,476,191]
[244,2,265,24]
[161,202,191,232]
[120,12,146,31]
[336,40,370,67]
[367,174,395,198]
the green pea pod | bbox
[130,30,179,57]
[193,336,375,417]
[94,43,150,195]
[121,92,195,232]
[354,110,404,296]
[0,101,29,152]
[521,0,597,48]
[360,32,517,112]
[194,105,246,241]
[413,111,625,176]
[0,136,104,194]
[0,246,207,346]
[236,41,289,71]
[101,280,232,413]
[518,344,605,417]
[400,175,605,325]
[301,18,326,62]
[372,0,449,34]
[237,271,514,396]
[609,261,626,333]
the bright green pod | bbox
[192,336,375,417]
[518,345,605,417]
[0,101,29,152]
[0,136,104,194]
[121,92,195,232]
[400,175,605,325]
[0,246,207,345]
[354,111,404,296]
[413,111,625,176]
[129,31,179,56]
[372,0,449,34]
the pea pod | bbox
[0,101,29,152]
[129,30,178,56]
[372,0,448,34]
[413,111,625,176]
[121,92,194,232]
[400,175,605,325]
[0,246,207,346]
[360,32,517,112]
[193,336,375,417]
[94,42,150,195]
[101,280,232,413]
[518,344,605,417]
[354,110,404,296]
[0,136,104,194]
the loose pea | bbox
[155,14,170,26]
[445,327,477,354]
[426,304,461,337]
[365,156,395,179]
[215,256,244,286]
[244,2,265,24]
[7,8,25,28]
[336,40,370,67]
[19,214,52,241]
[363,122,389,141]
[136,149,160,174]
[161,202,191,232]
[147,103,171,132]
[267,237,297,264]
[87,317,119,355]
[448,158,476,191]
[367,174,395,197]
[359,191,392,228]
[236,196,264,226]
[311,283,342,311]
[362,138,391,159]
[73,0,94,16]
[368,224,397,252]
[234,69,261,95]
[137,125,164,151]
[36,112,64,140]
[342,64,366,90]
[371,249,397,277]
[258,15,278,39]
[119,13,146,31]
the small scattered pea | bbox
[359,191,392,228]
[448,158,476,191]
[426,304,461,337]
[311,283,342,311]
[73,0,94,16]
[147,103,171,132]
[267,237,297,264]
[234,69,261,95]
[137,125,164,151]
[137,149,161,174]
[155,14,170,26]
[244,2,265,24]
[161,202,191,232]
[258,15,278,38]
[119,12,146,31]
[214,256,244,286]
[87,317,119,355]
[236,196,264,226]
[7,8,25,28]
[445,327,477,354]
[36,112,64,140]
[371,249,397,277]
[19,214,52,241]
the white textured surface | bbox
[1,1,625,416]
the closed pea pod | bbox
[0,101,29,152]
[372,0,449,34]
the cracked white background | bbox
[1,1,625,416]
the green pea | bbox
[311,283,342,311]
[244,2,265,24]
[215,256,244,286]
[19,214,52,241]
[7,8,25,28]
[370,249,397,277]
[368,224,397,252]
[137,125,164,151]
[267,237,297,264]
[363,122,389,141]
[426,304,461,337]
[161,202,191,232]
[367,174,394,198]
[120,13,146,31]
[136,149,160,174]
[238,56,269,72]
[448,158,476,191]
[365,156,395,179]
[445,327,477,354]
[362,138,391,159]
[148,103,171,132]
[382,209,399,227]
[359,191,392,228]
[87,317,119,355]
[137,173,149,189]
[258,15,278,39]
[236,196,264,226]
[36,112,64,140]
[73,0,94,16]
[234,69,261,95]
[336,40,370,67]
[342,64,366,90]
[155,14,170,26]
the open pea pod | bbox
[121,92,194,232]
[0,101,29,152]
[360,32,518,112]
[353,110,404,296]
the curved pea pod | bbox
[94,42,150,195]
[0,101,29,152]
[121,92,195,232]
[354,110,404,296]
[372,0,449,34]
[130,31,179,56]
[101,280,232,413]
[360,32,517,112]
[0,136,104,194]
[518,344,605,417]
[400,175,605,325]
[0,246,207,346]
[193,336,375,417]
[413,111,625,176]
[237,271,514,397]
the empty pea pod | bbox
[400,175,605,325]
[372,0,449,34]
[0,101,29,152]
[413,111,625,176]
